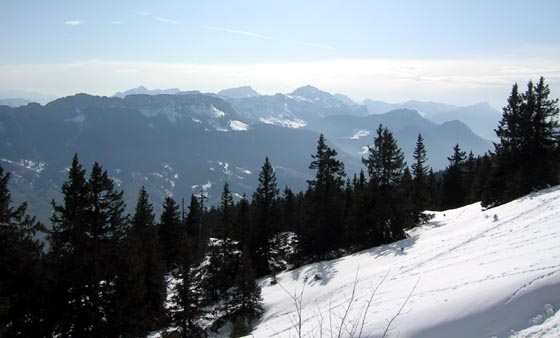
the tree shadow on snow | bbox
[290,260,337,286]
[363,234,419,259]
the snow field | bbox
[252,186,560,338]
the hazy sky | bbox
[1,0,559,107]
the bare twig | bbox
[278,281,306,338]
[337,268,360,338]
[381,276,421,338]
[358,269,391,338]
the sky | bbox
[1,0,559,107]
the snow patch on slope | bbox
[259,117,307,128]
[252,186,560,338]
[350,129,371,139]
[211,105,226,118]
[1,158,46,174]
[229,120,249,131]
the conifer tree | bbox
[463,151,477,203]
[411,133,430,223]
[171,235,206,338]
[185,194,204,259]
[230,249,263,324]
[427,168,439,210]
[0,166,46,337]
[364,125,406,187]
[204,183,239,302]
[251,157,279,276]
[363,125,407,243]
[300,134,346,259]
[484,77,560,206]
[399,167,415,229]
[159,196,183,270]
[49,156,127,338]
[234,193,251,250]
[442,144,467,209]
[119,187,167,336]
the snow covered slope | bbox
[252,186,560,338]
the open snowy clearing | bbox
[251,186,560,338]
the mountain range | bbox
[0,85,498,224]
[364,99,501,140]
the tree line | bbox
[0,77,558,337]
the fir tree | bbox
[399,167,415,229]
[442,144,467,209]
[185,194,204,260]
[230,249,263,324]
[171,235,206,338]
[120,187,167,336]
[363,125,406,187]
[411,133,430,223]
[300,134,346,259]
[49,156,127,338]
[362,125,407,243]
[234,193,251,250]
[0,166,47,337]
[203,183,239,303]
[484,77,560,206]
[159,196,183,270]
[251,157,279,276]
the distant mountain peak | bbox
[113,86,181,98]
[290,85,330,98]
[218,86,261,99]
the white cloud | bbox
[111,21,122,25]
[1,58,559,108]
[64,20,83,26]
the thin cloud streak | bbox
[204,26,275,40]
[64,20,83,25]
[296,41,335,50]
[203,26,334,50]
[155,16,182,25]
[132,10,151,16]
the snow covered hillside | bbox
[252,186,560,338]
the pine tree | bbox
[427,168,439,210]
[280,187,297,232]
[463,152,477,203]
[230,249,263,324]
[49,156,127,338]
[362,125,407,243]
[119,187,167,336]
[363,125,406,187]
[411,133,430,223]
[203,183,239,303]
[132,187,167,332]
[171,235,206,338]
[234,193,251,250]
[484,77,560,206]
[159,196,183,270]
[251,157,279,276]
[185,194,204,260]
[0,166,47,337]
[442,144,467,209]
[399,167,415,229]
[300,134,346,259]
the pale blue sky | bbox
[1,0,559,106]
